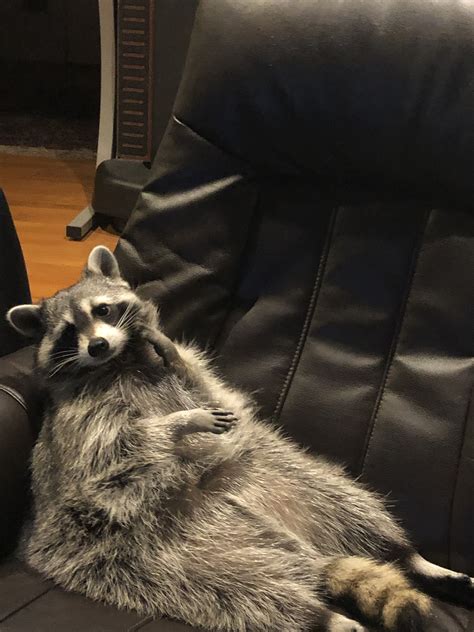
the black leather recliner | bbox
[0,1,472,630]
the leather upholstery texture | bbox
[1,0,473,629]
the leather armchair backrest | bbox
[175,0,473,206]
[117,0,474,574]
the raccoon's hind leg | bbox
[169,549,367,632]
[405,553,474,610]
[160,517,367,632]
[321,556,432,632]
[326,612,366,632]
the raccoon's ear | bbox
[6,304,43,338]
[86,246,121,279]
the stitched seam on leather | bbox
[447,382,473,570]
[212,188,262,351]
[0,586,52,623]
[0,384,28,412]
[360,210,430,476]
[272,208,338,421]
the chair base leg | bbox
[66,206,97,240]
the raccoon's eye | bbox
[93,304,110,317]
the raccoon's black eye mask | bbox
[51,323,79,357]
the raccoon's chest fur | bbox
[34,370,207,503]
[28,369,212,562]
[53,369,201,439]
[77,368,201,418]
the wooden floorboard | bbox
[0,153,119,303]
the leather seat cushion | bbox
[0,561,472,631]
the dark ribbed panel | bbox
[361,210,474,571]
[450,387,474,574]
[216,181,334,420]
[278,204,427,471]
[117,0,154,160]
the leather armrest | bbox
[0,347,40,560]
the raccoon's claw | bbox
[204,406,239,424]
[209,420,237,434]
[189,409,237,435]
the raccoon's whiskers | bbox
[117,309,137,334]
[119,318,135,334]
[117,303,133,329]
[49,361,76,378]
[49,355,79,378]
[50,350,78,361]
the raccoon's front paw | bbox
[190,407,239,434]
[144,327,187,376]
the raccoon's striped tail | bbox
[322,556,432,631]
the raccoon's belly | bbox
[28,501,135,566]
[26,503,162,606]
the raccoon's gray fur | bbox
[7,246,474,632]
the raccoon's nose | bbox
[88,337,110,358]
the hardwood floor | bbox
[0,153,118,302]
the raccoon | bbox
[7,246,474,632]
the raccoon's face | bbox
[7,246,156,378]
